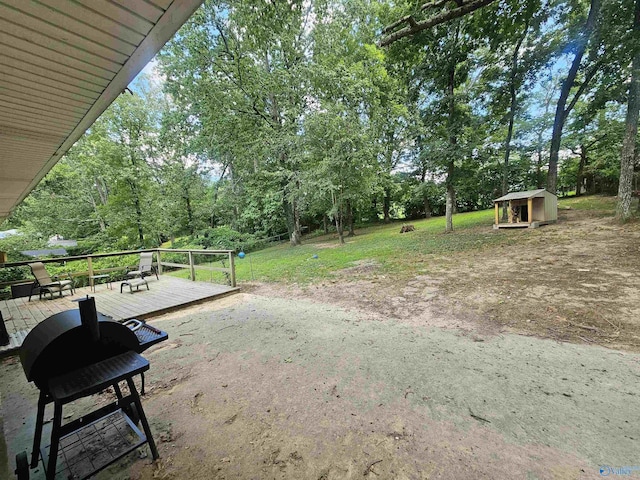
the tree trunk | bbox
[285,197,302,246]
[323,215,329,234]
[281,167,302,246]
[547,0,600,194]
[185,191,194,234]
[536,144,544,189]
[335,216,344,244]
[501,21,528,222]
[333,193,344,244]
[293,200,302,244]
[86,188,106,232]
[445,181,454,232]
[576,147,587,196]
[617,0,640,220]
[127,180,144,244]
[547,105,566,195]
[586,172,595,194]
[135,202,144,243]
[266,51,302,245]
[95,177,108,205]
[383,188,391,223]
[371,197,378,222]
[445,47,457,233]
[420,164,431,218]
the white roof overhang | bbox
[0,0,203,222]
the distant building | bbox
[21,249,68,258]
[0,229,19,239]
[48,235,77,248]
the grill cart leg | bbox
[30,391,47,468]
[126,377,159,460]
[15,451,29,480]
[46,401,62,480]
[115,381,141,425]
[113,382,123,400]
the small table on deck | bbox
[90,274,112,292]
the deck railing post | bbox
[188,251,195,281]
[229,251,236,287]
[156,250,162,276]
[87,256,94,290]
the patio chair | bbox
[126,252,158,280]
[28,262,75,301]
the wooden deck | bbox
[0,276,239,355]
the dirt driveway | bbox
[3,290,639,480]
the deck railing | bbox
[0,248,236,291]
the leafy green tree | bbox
[99,89,160,246]
[305,106,376,244]
[157,103,211,236]
[546,0,602,194]
[159,0,317,246]
[617,0,640,219]
[475,0,558,218]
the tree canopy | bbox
[6,0,640,249]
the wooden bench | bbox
[120,277,149,294]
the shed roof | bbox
[494,189,554,202]
[0,0,204,223]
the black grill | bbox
[17,297,168,480]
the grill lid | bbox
[20,310,139,386]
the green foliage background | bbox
[3,0,637,267]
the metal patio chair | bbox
[126,252,158,280]
[28,262,75,301]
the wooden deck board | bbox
[0,276,239,355]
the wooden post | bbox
[188,251,195,281]
[156,250,163,275]
[229,252,236,287]
[494,202,499,225]
[87,256,94,290]
[527,198,533,224]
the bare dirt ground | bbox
[2,205,640,480]
[2,293,639,479]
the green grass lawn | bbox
[559,194,617,212]
[168,195,618,286]
[171,208,504,285]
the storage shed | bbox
[493,189,557,229]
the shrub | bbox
[194,226,259,252]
